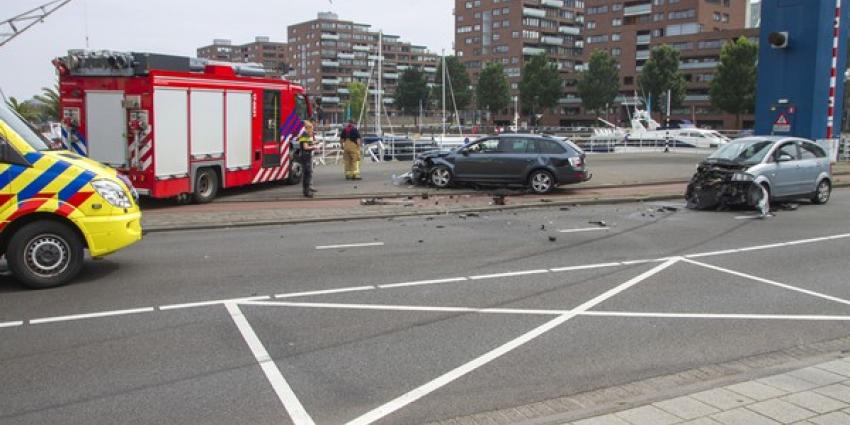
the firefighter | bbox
[299,121,318,198]
[340,120,362,180]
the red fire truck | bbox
[53,50,310,202]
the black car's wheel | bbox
[430,166,452,188]
[192,168,219,204]
[529,170,555,194]
[7,221,84,289]
[812,179,831,205]
[286,160,304,185]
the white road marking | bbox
[0,321,23,328]
[378,277,468,289]
[735,215,765,220]
[684,258,850,306]
[315,242,384,250]
[275,286,375,299]
[159,295,271,311]
[345,258,681,425]
[550,262,622,273]
[558,227,610,233]
[225,303,316,425]
[240,300,566,316]
[621,258,671,265]
[584,311,850,321]
[29,307,155,325]
[469,269,550,280]
[685,249,740,258]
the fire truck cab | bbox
[54,50,311,202]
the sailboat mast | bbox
[375,32,382,136]
[441,50,446,139]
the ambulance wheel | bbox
[193,168,219,204]
[7,220,84,289]
[286,161,304,185]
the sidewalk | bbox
[568,356,850,425]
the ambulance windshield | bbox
[0,101,51,151]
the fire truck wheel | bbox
[286,161,304,185]
[193,168,219,204]
[7,220,84,289]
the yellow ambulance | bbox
[0,100,141,289]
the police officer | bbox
[340,120,362,180]
[299,121,318,198]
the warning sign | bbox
[773,113,791,133]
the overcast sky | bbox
[0,0,455,99]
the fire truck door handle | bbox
[255,150,261,161]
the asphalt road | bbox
[3,190,850,424]
[184,151,708,203]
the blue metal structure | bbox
[755,0,850,140]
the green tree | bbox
[476,62,511,121]
[710,37,758,129]
[519,53,562,127]
[577,50,620,116]
[345,81,367,124]
[5,97,41,123]
[638,45,686,115]
[34,84,60,122]
[434,56,473,111]
[394,68,430,122]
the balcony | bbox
[321,78,341,85]
[541,36,564,45]
[337,52,355,59]
[337,88,350,94]
[636,34,651,45]
[523,7,547,18]
[368,89,385,95]
[368,55,384,61]
[397,65,410,71]
[623,2,652,16]
[353,71,371,78]
[423,66,437,73]
[320,33,340,41]
[384,73,399,79]
[680,61,718,70]
[575,40,584,48]
[635,50,650,60]
[558,97,582,105]
[353,45,373,52]
[685,95,710,102]
[321,60,340,67]
[523,46,546,55]
[320,96,341,104]
[559,26,580,35]
[383,98,395,104]
[541,0,565,7]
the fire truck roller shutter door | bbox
[190,90,224,159]
[153,88,189,178]
[225,91,252,170]
[85,91,126,166]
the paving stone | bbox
[692,388,756,410]
[654,396,721,420]
[807,411,850,425]
[727,381,789,401]
[815,360,850,378]
[747,399,817,423]
[711,407,781,425]
[813,384,850,403]
[789,368,847,386]
[613,405,680,425]
[681,419,722,425]
[572,414,632,425]
[757,373,821,393]
[782,391,848,414]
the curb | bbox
[142,192,684,234]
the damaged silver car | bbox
[686,137,832,210]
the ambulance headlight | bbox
[92,180,132,208]
[731,172,755,182]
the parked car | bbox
[686,136,832,210]
[411,134,591,194]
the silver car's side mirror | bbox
[777,154,794,162]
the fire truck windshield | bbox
[0,101,51,151]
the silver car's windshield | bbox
[0,101,51,151]
[708,139,774,165]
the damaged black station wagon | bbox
[686,136,833,210]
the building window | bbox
[587,5,608,14]
[612,33,621,41]
[669,9,696,20]
[474,12,481,18]
[653,0,664,4]
[494,9,501,15]
[612,3,623,11]
[586,21,597,29]
[713,12,721,21]
[465,1,472,8]
[612,18,623,26]
[611,47,621,57]
[624,76,634,85]
[512,31,520,38]
[502,7,510,14]
[721,13,729,23]
[474,0,480,6]
[503,20,510,27]
[653,13,664,21]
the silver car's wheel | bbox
[813,180,831,205]
[529,170,555,194]
[430,166,452,188]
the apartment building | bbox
[197,37,289,77]
[454,0,586,126]
[580,0,757,128]
[284,12,440,123]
